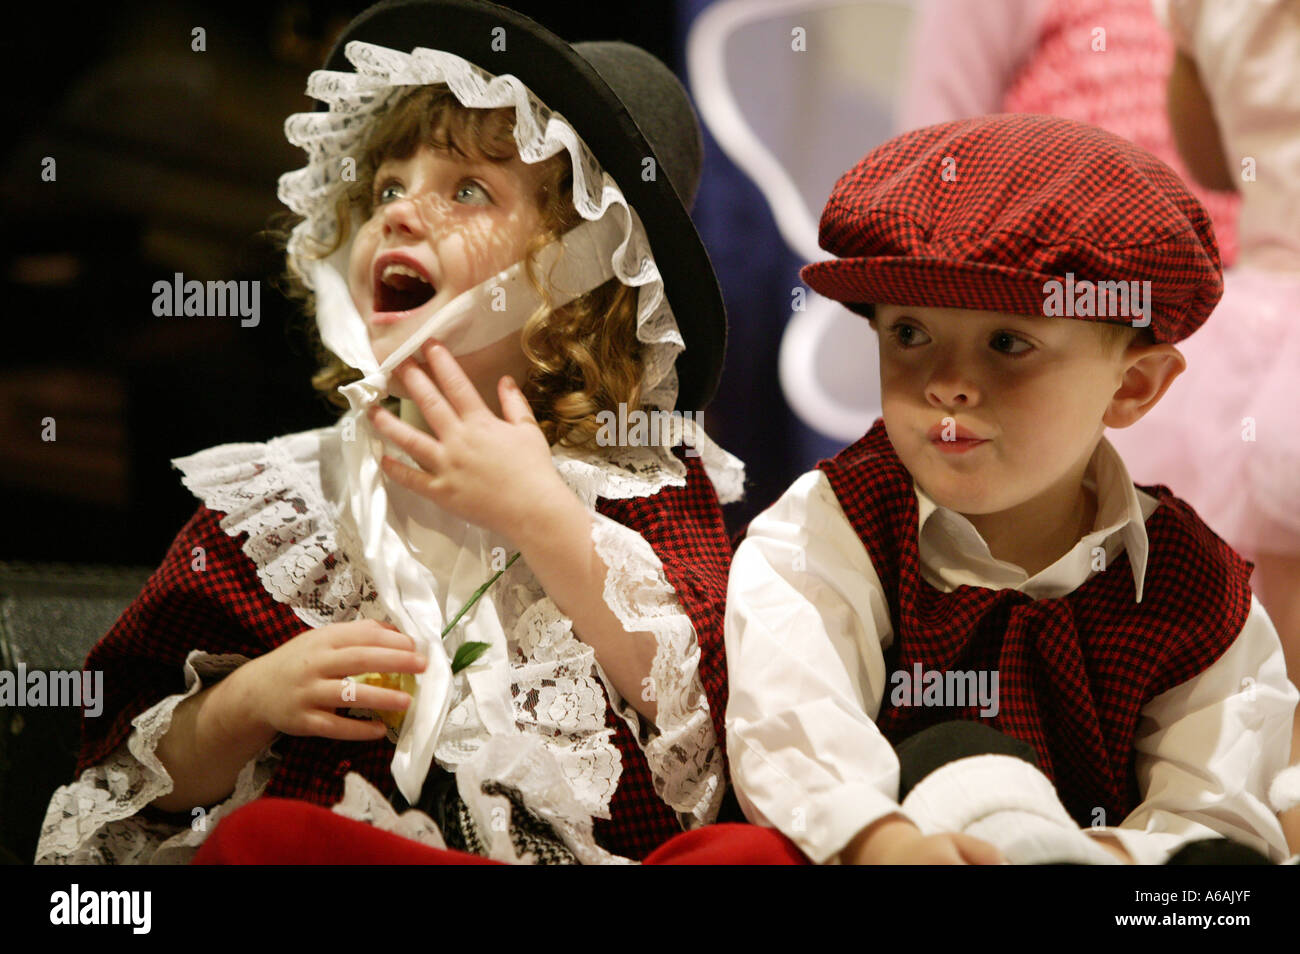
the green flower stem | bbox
[441,551,520,674]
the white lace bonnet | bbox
[272,0,742,802]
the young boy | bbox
[724,113,1298,865]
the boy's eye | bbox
[886,321,929,347]
[990,331,1032,355]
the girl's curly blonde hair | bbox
[270,84,645,447]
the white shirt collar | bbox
[913,435,1158,603]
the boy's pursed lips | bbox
[926,421,989,443]
[926,420,990,456]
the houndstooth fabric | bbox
[76,448,732,862]
[801,113,1223,343]
[818,418,1253,826]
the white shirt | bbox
[725,434,1298,864]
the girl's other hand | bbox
[232,619,427,741]
[366,340,565,541]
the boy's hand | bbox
[366,341,563,542]
[227,619,427,741]
[842,814,1005,865]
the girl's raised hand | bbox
[233,619,427,741]
[366,340,564,541]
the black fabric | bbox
[388,763,469,852]
[895,720,1040,802]
[387,768,579,863]
[1164,839,1272,865]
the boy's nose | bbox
[925,361,980,408]
[929,386,971,408]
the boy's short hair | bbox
[1090,321,1158,356]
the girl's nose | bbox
[380,195,427,238]
[380,191,450,239]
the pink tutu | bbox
[1106,267,1300,562]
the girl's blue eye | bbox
[455,180,492,204]
[373,180,402,205]
[991,331,1032,355]
[370,176,494,208]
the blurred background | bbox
[2,2,817,865]
[3,0,1233,566]
[0,0,849,565]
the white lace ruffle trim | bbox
[553,429,744,508]
[590,512,723,827]
[330,771,449,848]
[175,431,382,631]
[34,652,276,865]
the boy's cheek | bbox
[877,362,921,397]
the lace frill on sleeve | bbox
[588,512,724,827]
[35,653,276,865]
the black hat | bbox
[318,0,726,412]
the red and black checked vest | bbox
[818,420,1254,826]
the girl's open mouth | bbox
[372,260,437,322]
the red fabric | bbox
[799,113,1222,344]
[191,799,807,865]
[192,799,500,865]
[818,419,1253,826]
[999,0,1240,267]
[640,821,807,865]
[78,446,734,861]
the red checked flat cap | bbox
[801,113,1223,343]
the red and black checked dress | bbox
[818,419,1253,827]
[76,445,734,862]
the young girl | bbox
[1099,0,1300,852]
[35,0,797,865]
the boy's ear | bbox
[1102,343,1187,429]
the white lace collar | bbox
[172,413,741,628]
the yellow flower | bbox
[351,670,417,731]
[349,552,520,733]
